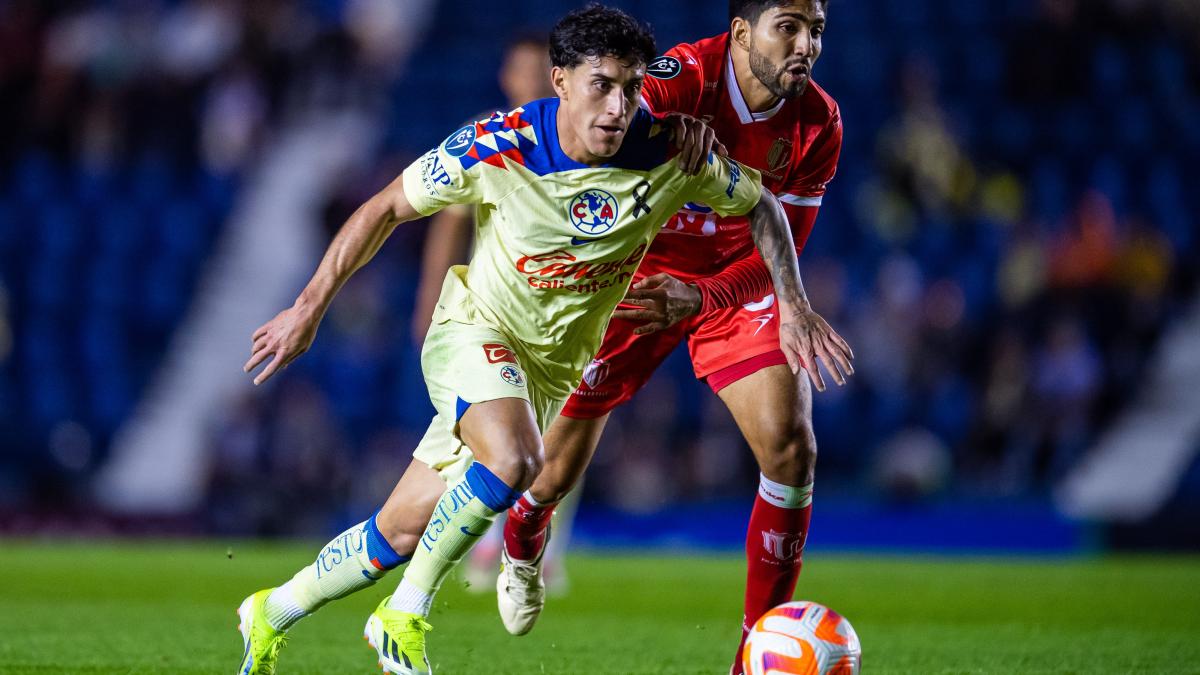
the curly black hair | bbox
[549,3,656,69]
[729,0,828,24]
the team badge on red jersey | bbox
[767,138,793,173]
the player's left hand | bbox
[614,273,702,334]
[778,308,855,393]
[665,113,728,175]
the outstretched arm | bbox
[243,175,421,385]
[747,186,854,391]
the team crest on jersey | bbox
[569,189,619,236]
[647,55,681,79]
[443,125,476,157]
[500,365,525,387]
[767,138,793,173]
[581,359,609,389]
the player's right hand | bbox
[665,113,728,175]
[243,305,321,386]
[778,308,854,393]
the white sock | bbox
[758,474,814,508]
[388,578,434,616]
[264,581,308,630]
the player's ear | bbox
[731,17,751,52]
[550,66,570,100]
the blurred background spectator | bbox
[1,0,1197,550]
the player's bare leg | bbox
[717,363,816,674]
[497,412,609,634]
[368,398,542,671]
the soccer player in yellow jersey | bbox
[234,5,850,674]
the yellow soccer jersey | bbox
[402,97,762,398]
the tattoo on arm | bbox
[748,188,811,313]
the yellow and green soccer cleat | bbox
[236,589,288,675]
[363,599,433,674]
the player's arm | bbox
[245,130,482,385]
[747,186,853,391]
[641,45,723,175]
[243,174,424,385]
[619,202,819,329]
[689,107,842,311]
[674,155,851,390]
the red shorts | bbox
[562,292,787,419]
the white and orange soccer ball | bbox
[742,601,861,675]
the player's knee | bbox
[757,419,817,485]
[488,433,545,490]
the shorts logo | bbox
[743,293,775,312]
[482,343,516,364]
[767,138,793,173]
[647,55,682,80]
[569,189,619,236]
[751,314,774,335]
[500,365,525,387]
[582,359,609,389]
[443,125,476,157]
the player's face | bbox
[553,55,646,162]
[745,1,826,99]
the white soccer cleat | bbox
[496,537,548,636]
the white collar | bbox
[725,51,786,124]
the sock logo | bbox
[315,526,367,578]
[761,529,804,561]
[420,481,477,552]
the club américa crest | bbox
[568,189,619,236]
[500,365,525,387]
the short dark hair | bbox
[728,0,828,24]
[549,3,656,70]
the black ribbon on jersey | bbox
[632,179,652,217]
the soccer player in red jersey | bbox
[497,2,850,672]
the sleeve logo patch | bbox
[725,160,742,198]
[647,55,682,80]
[482,343,516,364]
[500,365,525,387]
[443,125,476,157]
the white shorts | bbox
[413,318,567,484]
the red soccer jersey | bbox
[638,33,842,283]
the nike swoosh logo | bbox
[751,314,774,336]
[570,236,606,245]
[460,526,485,537]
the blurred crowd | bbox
[2,0,1198,534]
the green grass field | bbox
[1,541,1198,674]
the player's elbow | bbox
[376,175,418,224]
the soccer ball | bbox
[742,601,861,675]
